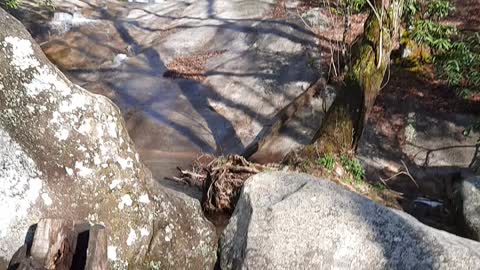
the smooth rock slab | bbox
[18,0,322,182]
[220,172,480,270]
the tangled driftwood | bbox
[175,155,278,213]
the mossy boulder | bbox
[399,31,432,67]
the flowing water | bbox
[18,0,322,196]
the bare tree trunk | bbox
[312,0,404,154]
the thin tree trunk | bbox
[312,0,404,153]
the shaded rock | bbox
[0,9,216,269]
[300,8,330,31]
[358,112,480,176]
[220,172,480,269]
[357,112,480,198]
[402,113,479,169]
[454,176,480,240]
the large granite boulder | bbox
[0,8,216,269]
[220,172,480,269]
[454,176,480,240]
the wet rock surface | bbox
[0,9,216,269]
[220,172,480,270]
[16,0,322,182]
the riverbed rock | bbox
[16,0,323,181]
[455,176,480,240]
[220,172,480,269]
[0,8,216,269]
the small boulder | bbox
[454,176,480,240]
[220,172,480,269]
[300,8,330,31]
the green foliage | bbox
[317,153,335,171]
[412,20,455,51]
[426,0,455,19]
[404,0,480,95]
[2,0,21,9]
[346,0,367,13]
[403,0,420,23]
[371,182,386,192]
[2,0,54,9]
[435,33,480,95]
[340,154,365,182]
[332,0,367,15]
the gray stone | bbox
[17,0,322,181]
[0,9,216,269]
[220,172,480,270]
[402,113,480,169]
[301,8,330,31]
[455,176,480,240]
[357,112,480,188]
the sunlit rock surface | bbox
[221,172,480,269]
[16,0,322,180]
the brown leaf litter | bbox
[163,50,226,81]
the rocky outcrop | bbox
[220,172,480,269]
[0,8,216,269]
[17,0,323,180]
[455,176,480,240]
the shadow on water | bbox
[20,0,322,195]
[64,1,320,156]
[95,5,244,154]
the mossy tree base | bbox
[311,0,405,155]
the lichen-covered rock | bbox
[400,37,431,65]
[300,8,330,31]
[220,172,480,270]
[455,176,480,240]
[0,8,216,269]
